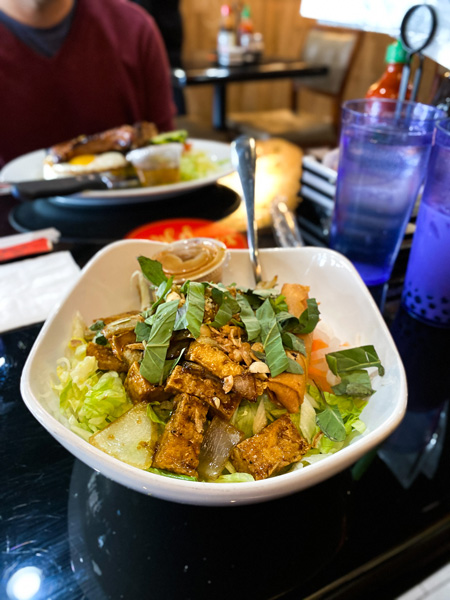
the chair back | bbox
[292,26,363,128]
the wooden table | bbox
[172,57,328,130]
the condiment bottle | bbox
[217,4,237,57]
[366,40,412,100]
[238,5,254,40]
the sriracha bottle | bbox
[366,40,412,100]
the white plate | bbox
[20,241,407,506]
[0,139,234,207]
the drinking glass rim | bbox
[342,98,444,123]
[435,117,450,135]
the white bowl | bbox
[20,240,407,506]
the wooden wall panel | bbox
[179,0,439,123]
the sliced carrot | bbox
[311,338,329,353]
[308,365,333,393]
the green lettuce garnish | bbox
[55,348,131,441]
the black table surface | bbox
[172,56,328,86]
[1,194,450,600]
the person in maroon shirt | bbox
[0,0,176,167]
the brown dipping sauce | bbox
[154,238,227,283]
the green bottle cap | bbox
[385,40,410,64]
[241,5,251,18]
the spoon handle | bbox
[231,135,262,284]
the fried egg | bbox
[43,151,130,179]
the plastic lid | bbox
[386,40,410,64]
[241,5,251,18]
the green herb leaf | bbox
[148,467,197,481]
[326,345,385,376]
[138,256,168,287]
[139,300,179,384]
[174,302,188,331]
[93,333,108,346]
[210,288,239,329]
[332,370,375,397]
[186,282,205,338]
[135,321,151,342]
[151,277,174,312]
[281,331,306,355]
[150,129,188,144]
[296,299,320,334]
[256,299,288,378]
[236,293,261,341]
[277,299,320,335]
[286,356,304,374]
[89,319,105,331]
[162,348,186,381]
[250,288,279,299]
[316,405,346,442]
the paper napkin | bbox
[0,251,80,333]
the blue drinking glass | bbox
[329,98,444,286]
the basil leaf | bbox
[210,298,234,328]
[286,356,303,374]
[332,370,375,397]
[151,277,174,312]
[316,405,346,442]
[281,331,306,355]
[135,320,151,342]
[93,333,108,346]
[139,300,179,384]
[326,345,385,377]
[138,256,168,287]
[89,319,105,331]
[276,299,319,335]
[296,299,320,334]
[236,293,261,341]
[256,299,288,378]
[179,280,190,294]
[250,288,279,298]
[162,348,186,381]
[186,282,205,338]
[238,290,264,310]
[174,302,188,331]
[210,287,239,329]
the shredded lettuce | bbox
[215,472,255,483]
[180,150,221,181]
[54,342,131,441]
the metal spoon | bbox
[231,135,262,284]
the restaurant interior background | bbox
[177,0,442,131]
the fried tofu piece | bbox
[230,414,309,480]
[232,372,266,400]
[152,393,209,477]
[267,378,302,413]
[187,341,264,400]
[187,340,244,378]
[124,361,171,404]
[165,364,241,420]
[86,342,128,372]
[110,331,143,368]
[89,402,156,469]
